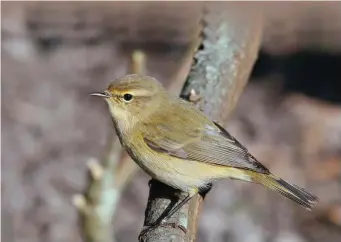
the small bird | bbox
[91,74,318,224]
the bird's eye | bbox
[122,93,133,102]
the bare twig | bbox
[73,50,146,242]
[139,2,263,242]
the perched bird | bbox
[91,74,318,223]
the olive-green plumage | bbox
[91,74,318,212]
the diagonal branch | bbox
[139,2,263,242]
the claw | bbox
[138,221,187,241]
[139,226,153,242]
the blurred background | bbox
[2,2,341,242]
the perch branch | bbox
[139,2,263,242]
[73,50,146,242]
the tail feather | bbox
[250,172,319,210]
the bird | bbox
[90,74,319,225]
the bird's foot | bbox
[138,220,187,241]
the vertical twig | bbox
[74,50,146,242]
[139,2,263,242]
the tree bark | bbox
[139,2,263,242]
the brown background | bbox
[2,2,341,242]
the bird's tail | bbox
[247,172,319,210]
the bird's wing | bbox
[143,107,269,174]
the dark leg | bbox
[159,193,194,223]
[139,192,196,241]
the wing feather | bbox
[142,102,269,174]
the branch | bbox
[167,22,202,95]
[139,2,263,242]
[73,50,146,242]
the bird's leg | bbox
[159,193,194,224]
[139,192,196,240]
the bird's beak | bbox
[89,91,111,98]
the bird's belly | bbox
[131,149,227,192]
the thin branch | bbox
[73,50,146,242]
[139,2,263,242]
